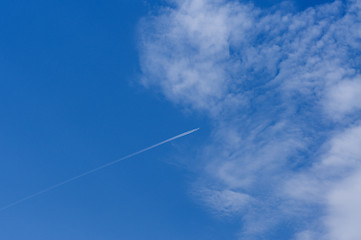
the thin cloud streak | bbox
[0,128,199,212]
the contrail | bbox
[0,128,199,212]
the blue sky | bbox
[1,0,361,240]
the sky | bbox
[0,0,360,240]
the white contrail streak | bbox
[0,128,199,212]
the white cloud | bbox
[323,77,361,120]
[198,188,252,215]
[139,0,361,238]
[286,124,361,240]
[326,169,361,240]
[321,124,361,168]
[138,0,255,115]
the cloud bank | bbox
[139,0,361,239]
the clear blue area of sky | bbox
[0,0,333,239]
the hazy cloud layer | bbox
[139,0,361,239]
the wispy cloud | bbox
[138,0,361,239]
